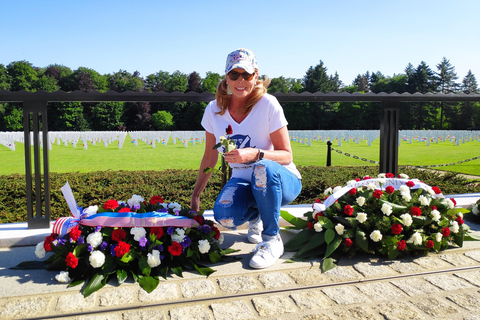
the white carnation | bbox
[86,232,103,248]
[436,232,443,242]
[426,187,435,195]
[356,196,366,207]
[399,185,410,193]
[55,271,71,283]
[314,222,323,233]
[381,203,393,216]
[127,194,144,207]
[168,202,182,211]
[171,228,186,243]
[35,241,46,259]
[218,233,224,245]
[378,173,386,178]
[334,223,345,235]
[431,209,441,222]
[323,187,333,195]
[130,227,147,241]
[198,239,211,254]
[458,212,463,218]
[83,205,99,216]
[378,178,386,185]
[367,183,376,190]
[411,232,423,246]
[419,195,431,206]
[370,230,383,242]
[147,250,162,268]
[400,213,413,227]
[443,199,455,209]
[89,250,106,268]
[401,192,412,202]
[450,221,460,233]
[356,212,368,223]
[398,173,409,179]
[472,205,480,215]
[332,186,342,193]
[346,180,357,186]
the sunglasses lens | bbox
[229,71,254,81]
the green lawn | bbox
[1,134,479,176]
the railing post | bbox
[379,101,400,175]
[326,141,332,166]
[24,101,51,229]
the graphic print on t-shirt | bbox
[221,134,256,152]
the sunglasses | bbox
[228,71,255,81]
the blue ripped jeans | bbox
[213,159,302,237]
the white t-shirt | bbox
[201,93,301,182]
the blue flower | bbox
[200,225,212,234]
[101,241,108,250]
[181,236,192,249]
[167,227,174,235]
[139,237,148,248]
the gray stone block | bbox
[180,279,216,298]
[210,300,256,320]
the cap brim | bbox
[226,64,255,74]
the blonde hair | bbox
[215,71,270,116]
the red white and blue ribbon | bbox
[52,182,196,236]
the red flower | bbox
[391,224,403,235]
[373,190,383,199]
[150,196,164,205]
[451,198,457,206]
[397,240,406,251]
[442,227,450,237]
[343,205,354,216]
[114,241,131,257]
[348,188,356,195]
[226,125,233,135]
[355,178,361,182]
[431,186,442,194]
[65,252,78,268]
[44,233,56,252]
[112,228,127,242]
[314,212,323,221]
[406,181,415,188]
[363,176,371,180]
[150,227,164,239]
[194,215,205,225]
[456,217,464,225]
[104,199,119,210]
[411,207,422,216]
[344,239,353,247]
[168,242,183,256]
[212,226,221,240]
[385,173,394,178]
[69,226,81,241]
[426,240,434,248]
[430,206,437,211]
[118,207,131,213]
[307,222,314,230]
[385,186,395,194]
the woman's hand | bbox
[225,148,258,164]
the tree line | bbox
[0,57,478,132]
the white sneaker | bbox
[249,235,284,269]
[247,218,263,244]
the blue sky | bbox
[1,0,479,86]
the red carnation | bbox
[456,216,464,225]
[314,212,323,221]
[426,240,434,249]
[344,239,353,247]
[343,205,354,216]
[114,241,131,257]
[168,242,183,256]
[348,188,356,195]
[69,226,81,241]
[442,227,450,237]
[226,125,233,135]
[355,178,361,182]
[150,227,164,239]
[65,252,78,269]
[103,199,119,210]
[451,198,457,206]
[363,176,371,180]
[391,224,403,235]
[118,207,131,213]
[44,234,56,252]
[397,240,406,251]
[385,173,394,178]
[307,222,314,230]
[431,186,442,194]
[212,226,221,240]
[112,228,127,242]
[430,206,437,211]
[411,207,422,216]
[194,215,205,225]
[150,196,164,205]
[373,190,383,199]
[385,186,395,194]
[406,181,415,188]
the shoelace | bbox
[252,241,270,253]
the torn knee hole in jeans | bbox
[218,186,236,206]
[219,217,235,229]
[254,165,267,189]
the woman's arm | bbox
[191,131,219,211]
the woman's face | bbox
[226,68,258,100]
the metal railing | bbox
[0,89,479,229]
